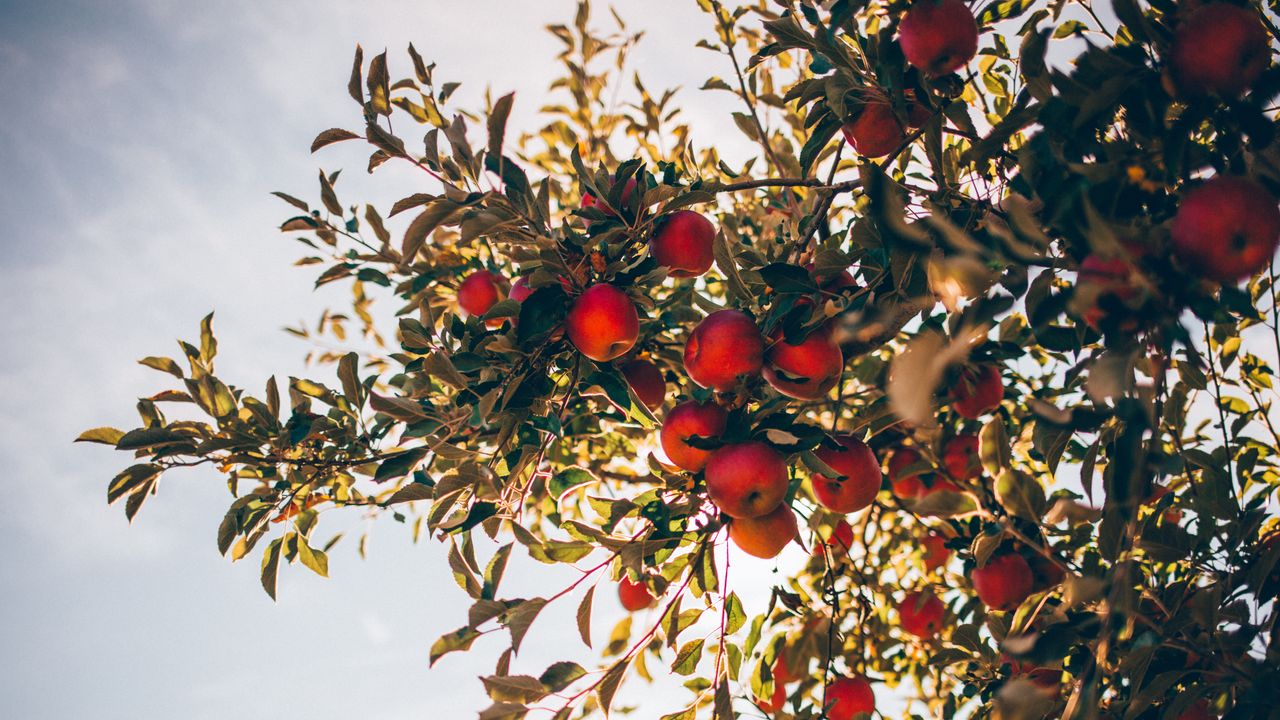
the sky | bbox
[0,1,783,719]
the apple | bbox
[942,433,981,481]
[704,441,790,518]
[509,276,533,303]
[887,446,929,499]
[755,655,792,714]
[1177,699,1215,720]
[905,91,933,128]
[815,519,856,557]
[826,675,875,720]
[729,502,798,559]
[1171,176,1280,283]
[972,552,1034,611]
[1027,552,1066,593]
[457,270,509,327]
[1169,4,1268,97]
[581,177,638,224]
[1003,655,1062,697]
[566,284,640,362]
[621,359,666,411]
[651,210,715,277]
[898,589,946,638]
[922,532,951,571]
[660,401,729,472]
[684,309,765,391]
[951,364,1003,419]
[811,435,882,513]
[1076,254,1139,330]
[763,326,844,400]
[807,262,857,292]
[618,575,655,611]
[841,99,905,159]
[899,0,980,77]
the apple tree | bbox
[78,0,1280,718]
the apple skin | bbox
[509,276,533,303]
[841,100,905,158]
[825,676,875,720]
[651,210,715,278]
[1003,655,1062,697]
[1028,552,1066,593]
[922,532,951,571]
[1170,4,1268,97]
[581,177,638,224]
[729,502,798,559]
[952,364,1003,419]
[942,433,981,481]
[704,441,790,519]
[972,552,1035,611]
[617,575,655,612]
[887,447,928,499]
[660,401,729,472]
[755,655,792,714]
[764,326,844,400]
[1171,176,1280,283]
[1077,254,1139,330]
[621,359,666,411]
[566,284,640,362]
[811,435,882,514]
[684,309,765,391]
[899,0,980,77]
[898,590,946,638]
[457,270,509,327]
[1176,699,1215,720]
[815,519,856,557]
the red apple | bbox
[951,364,1003,419]
[621,359,666,411]
[755,655,792,714]
[684,309,765,391]
[660,401,729,472]
[509,276,533,303]
[1176,699,1215,720]
[618,575,655,611]
[942,433,981,481]
[651,210,715,278]
[811,435,882,514]
[972,552,1034,611]
[826,676,875,720]
[1003,655,1062,696]
[1077,254,1139,330]
[566,284,640,362]
[1027,551,1066,593]
[815,519,856,557]
[899,0,980,77]
[457,270,509,327]
[887,446,928,499]
[841,99,905,159]
[763,326,844,400]
[1171,176,1280,283]
[729,502,798,559]
[922,532,951,571]
[1170,4,1268,97]
[704,441,790,518]
[898,590,946,638]
[581,177,638,223]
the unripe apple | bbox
[457,270,509,327]
[898,589,946,638]
[660,401,729,472]
[922,532,951,571]
[887,446,928,499]
[942,433,981,481]
[651,210,715,277]
[840,100,905,158]
[811,435,882,514]
[705,441,790,518]
[815,519,856,557]
[581,177,638,223]
[1170,4,1268,97]
[509,276,533,303]
[729,502,798,559]
[951,364,1003,419]
[899,0,979,77]
[621,359,666,411]
[826,675,875,720]
[763,326,844,400]
[617,575,655,612]
[972,552,1034,611]
[566,284,640,362]
[684,309,765,391]
[1171,176,1280,283]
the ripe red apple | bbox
[684,309,765,391]
[621,359,666,411]
[972,552,1034,611]
[763,326,844,400]
[651,210,715,277]
[1176,699,1215,720]
[509,276,533,303]
[898,590,946,638]
[566,284,640,362]
[1003,655,1062,696]
[826,676,875,720]
[899,0,980,77]
[951,364,1003,419]
[581,177,638,222]
[922,532,951,571]
[457,270,509,327]
[1170,4,1268,97]
[704,441,790,518]
[942,433,981,481]
[815,519,856,557]
[811,435,882,514]
[887,446,928,499]
[755,655,792,714]
[1171,176,1280,283]
[841,99,905,158]
[1076,254,1139,330]
[618,575,655,612]
[660,401,729,472]
[729,502,798,559]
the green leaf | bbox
[106,464,162,504]
[576,586,594,648]
[311,128,361,153]
[76,427,125,445]
[260,537,284,600]
[672,638,705,675]
[488,92,515,159]
[298,541,329,578]
[430,625,481,666]
[538,661,587,692]
[139,356,184,378]
[505,598,548,655]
